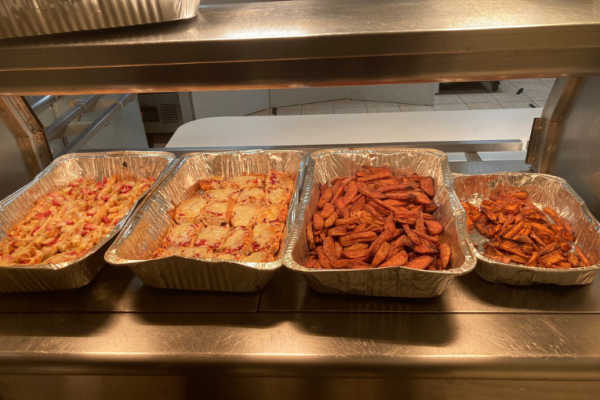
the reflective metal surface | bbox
[83,140,524,156]
[0,157,598,398]
[1,312,600,379]
[0,265,260,312]
[0,0,201,39]
[1,376,599,400]
[545,76,600,220]
[0,96,52,199]
[1,0,599,94]
[260,266,600,314]
[529,77,579,173]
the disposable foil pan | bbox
[0,151,177,293]
[105,150,309,292]
[454,172,600,286]
[283,148,476,298]
[0,0,201,39]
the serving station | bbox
[1,0,600,399]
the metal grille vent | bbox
[160,103,179,124]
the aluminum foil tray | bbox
[0,151,177,293]
[284,148,476,298]
[0,0,201,40]
[105,150,309,292]
[454,172,600,286]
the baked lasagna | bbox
[0,176,155,266]
[153,170,295,263]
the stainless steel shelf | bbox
[0,159,596,398]
[1,0,600,94]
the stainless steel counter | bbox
[0,159,598,399]
[1,0,600,94]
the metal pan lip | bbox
[454,171,600,275]
[0,150,177,272]
[283,147,477,277]
[104,149,310,272]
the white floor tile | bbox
[364,100,399,107]
[512,81,551,92]
[534,100,547,108]
[366,105,401,113]
[491,93,531,102]
[277,108,301,115]
[499,101,537,109]
[433,94,464,105]
[301,108,334,115]
[523,88,551,101]
[334,106,367,114]
[458,93,496,103]
[433,104,469,111]
[301,101,333,110]
[508,79,542,84]
[398,104,435,112]
[539,78,556,88]
[333,99,365,107]
[466,102,503,110]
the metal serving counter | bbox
[0,159,598,400]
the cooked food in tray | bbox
[153,170,295,262]
[462,187,590,269]
[0,176,155,266]
[304,166,451,270]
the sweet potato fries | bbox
[462,188,591,269]
[304,166,451,270]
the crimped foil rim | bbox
[283,147,477,276]
[0,151,177,271]
[105,149,309,271]
[454,172,600,274]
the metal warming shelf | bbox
[1,0,600,94]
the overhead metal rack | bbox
[0,0,600,94]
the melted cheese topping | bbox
[175,196,208,224]
[200,201,231,226]
[203,189,239,203]
[231,205,258,228]
[153,170,294,263]
[222,174,266,190]
[194,226,230,250]
[266,188,292,206]
[267,170,294,192]
[0,175,154,266]
[251,223,283,254]
[221,227,251,256]
[237,188,266,206]
[257,205,288,224]
[178,246,214,259]
[199,177,223,191]
[164,223,198,247]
